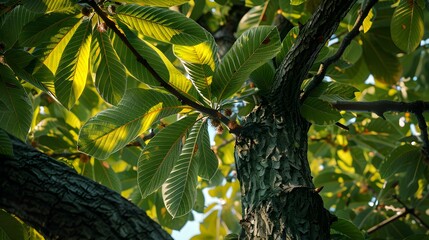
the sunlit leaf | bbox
[115,0,189,7]
[138,114,198,198]
[212,26,281,102]
[22,0,75,13]
[173,31,218,102]
[4,49,55,95]
[19,9,80,47]
[115,4,206,45]
[0,64,33,141]
[155,191,188,230]
[55,18,92,109]
[237,1,279,36]
[32,14,81,75]
[78,88,183,159]
[196,120,218,180]
[391,0,424,53]
[91,28,127,105]
[162,119,204,217]
[112,22,199,102]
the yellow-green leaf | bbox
[173,31,218,102]
[0,64,33,141]
[115,4,206,45]
[91,28,127,105]
[391,0,424,53]
[55,18,92,109]
[138,114,198,198]
[78,88,183,159]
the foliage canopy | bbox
[1,0,429,239]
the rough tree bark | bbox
[0,134,172,240]
[235,1,356,239]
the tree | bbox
[1,0,429,239]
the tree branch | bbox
[300,0,378,103]
[269,0,357,113]
[81,0,237,132]
[0,134,172,240]
[332,100,429,116]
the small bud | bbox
[97,22,107,33]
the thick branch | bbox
[82,0,235,132]
[332,100,429,116]
[300,0,378,103]
[0,134,172,240]
[270,0,357,113]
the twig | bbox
[300,0,378,103]
[81,0,238,133]
[367,210,407,234]
[332,100,429,117]
[393,195,429,230]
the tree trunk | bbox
[0,134,172,240]
[236,0,356,238]
[236,104,333,239]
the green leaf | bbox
[391,0,424,53]
[0,64,33,141]
[0,5,38,50]
[212,26,281,102]
[236,1,279,36]
[300,97,341,125]
[91,28,127,105]
[162,119,204,217]
[291,0,305,5]
[19,10,81,47]
[342,40,362,65]
[111,22,198,101]
[138,114,198,199]
[32,14,81,76]
[115,4,206,45]
[249,62,275,95]
[362,28,402,84]
[4,49,55,95]
[0,211,27,240]
[81,158,122,193]
[22,0,76,13]
[196,120,218,180]
[55,18,92,109]
[115,0,189,7]
[276,26,299,66]
[155,191,188,230]
[331,218,364,240]
[78,88,183,159]
[173,31,218,102]
[379,144,422,179]
[0,129,13,157]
